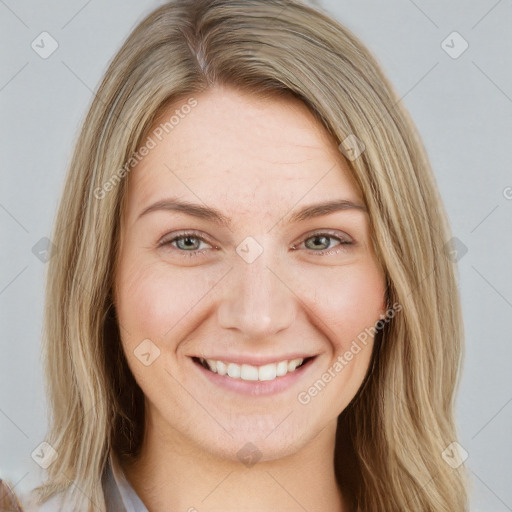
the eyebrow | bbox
[137,197,367,227]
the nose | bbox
[216,248,297,339]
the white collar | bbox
[104,450,149,512]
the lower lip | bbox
[190,357,317,397]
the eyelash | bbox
[157,230,354,258]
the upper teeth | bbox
[200,357,305,381]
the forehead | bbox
[124,85,363,222]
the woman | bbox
[13,0,470,510]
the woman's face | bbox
[114,85,387,462]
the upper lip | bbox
[189,353,317,366]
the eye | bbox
[293,230,354,256]
[158,229,354,259]
[158,230,215,258]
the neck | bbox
[121,412,348,512]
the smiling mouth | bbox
[191,356,315,382]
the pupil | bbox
[309,235,328,250]
[180,237,197,250]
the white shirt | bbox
[103,450,149,512]
[17,450,149,512]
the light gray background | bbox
[1,1,511,510]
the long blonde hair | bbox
[31,0,471,510]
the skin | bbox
[113,84,387,512]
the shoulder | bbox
[16,490,68,512]
[16,488,93,512]
[1,476,69,512]
[1,451,127,512]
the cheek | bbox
[298,263,386,413]
[307,262,386,351]
[114,254,217,345]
